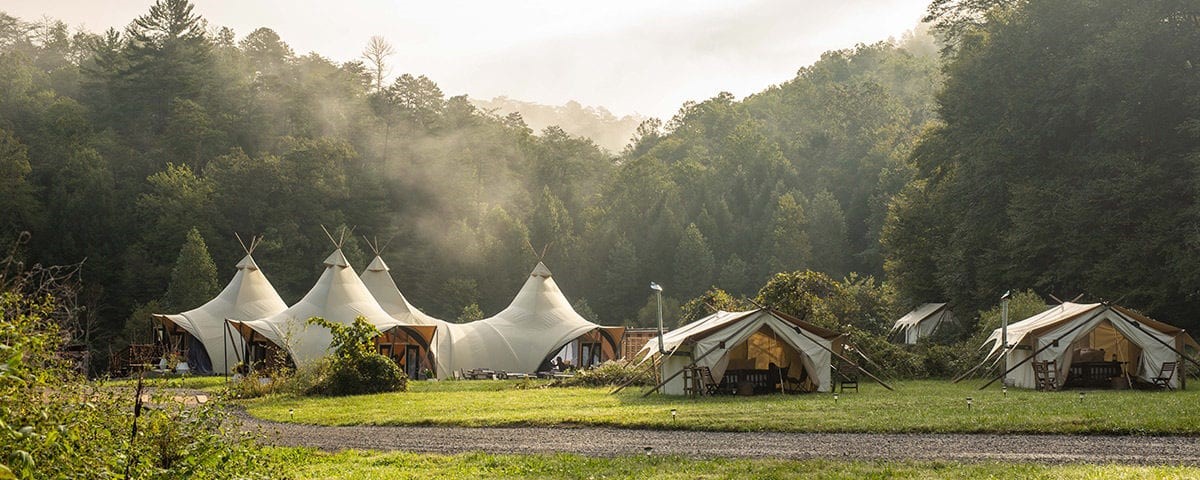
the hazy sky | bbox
[6,0,930,118]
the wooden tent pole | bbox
[978,307,1110,390]
[1112,311,1200,370]
[756,308,895,391]
[952,349,1001,383]
[609,355,662,395]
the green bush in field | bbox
[558,360,653,387]
[305,316,407,396]
[0,257,276,478]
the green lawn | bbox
[270,449,1200,479]
[242,379,1200,435]
[100,374,231,393]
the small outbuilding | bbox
[890,303,955,344]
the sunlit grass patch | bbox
[268,448,1200,479]
[242,379,1200,435]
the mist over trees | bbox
[1,0,1197,370]
[471,96,646,153]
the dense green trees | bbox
[3,0,1194,369]
[884,0,1200,329]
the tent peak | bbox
[235,254,259,271]
[322,249,351,268]
[530,262,552,278]
[366,255,389,272]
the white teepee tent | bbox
[360,252,445,375]
[232,248,407,367]
[434,262,624,378]
[154,237,287,374]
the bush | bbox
[557,360,653,387]
[0,251,276,478]
[304,316,408,396]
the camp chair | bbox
[1151,362,1177,391]
[1033,360,1058,391]
[836,362,859,393]
[697,366,723,395]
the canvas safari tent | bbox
[890,303,955,344]
[230,247,436,370]
[360,252,444,378]
[153,236,287,374]
[980,302,1199,389]
[638,308,846,394]
[433,262,624,378]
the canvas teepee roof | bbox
[233,248,408,367]
[155,237,287,374]
[434,262,623,377]
[359,251,443,327]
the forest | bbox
[0,0,1197,372]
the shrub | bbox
[557,360,653,387]
[0,248,276,478]
[305,316,407,396]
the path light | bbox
[966,397,973,410]
[1002,386,1007,397]
[833,393,839,404]
[644,446,653,457]
[1079,392,1085,403]
[289,408,294,420]
[670,409,677,422]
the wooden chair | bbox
[1152,362,1177,391]
[836,362,859,393]
[697,366,723,395]
[1033,360,1059,391]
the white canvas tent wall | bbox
[890,303,954,344]
[154,252,288,374]
[231,249,416,367]
[434,262,624,378]
[980,302,1198,389]
[360,254,445,374]
[637,308,843,394]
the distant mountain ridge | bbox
[471,96,645,153]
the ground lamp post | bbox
[651,282,665,353]
[1001,290,1012,387]
[651,282,665,383]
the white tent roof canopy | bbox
[980,302,1198,389]
[637,308,844,393]
[232,248,411,367]
[891,303,954,344]
[154,252,288,374]
[433,262,624,378]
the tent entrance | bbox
[716,325,817,394]
[547,329,621,371]
[1062,319,1140,389]
[377,328,433,379]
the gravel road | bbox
[234,411,1200,464]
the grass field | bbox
[241,379,1200,435]
[101,374,231,393]
[269,449,1200,479]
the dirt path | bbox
[234,411,1200,464]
